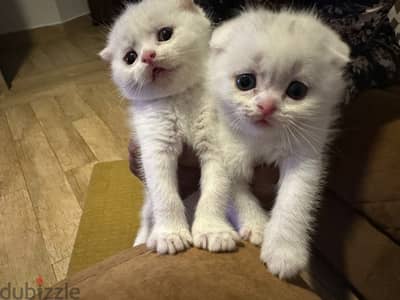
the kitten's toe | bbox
[133,226,150,247]
[209,231,239,252]
[133,235,147,247]
[220,233,237,252]
[147,226,192,255]
[260,234,308,279]
[194,234,208,249]
[192,219,240,252]
[239,226,264,246]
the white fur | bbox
[102,0,238,254]
[209,9,350,277]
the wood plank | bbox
[0,190,56,288]
[41,40,71,67]
[5,104,38,141]
[14,54,37,79]
[58,40,90,65]
[72,67,111,86]
[76,83,130,150]
[66,161,97,208]
[73,115,126,161]
[55,84,95,121]
[0,112,26,195]
[6,104,82,265]
[31,96,95,171]
[1,60,105,104]
[28,46,54,73]
[52,257,71,282]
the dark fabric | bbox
[87,0,126,24]
[388,0,400,42]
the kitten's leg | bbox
[233,181,269,246]
[144,152,192,255]
[260,156,323,279]
[133,189,153,246]
[192,159,240,252]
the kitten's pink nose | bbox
[257,100,277,117]
[141,50,156,64]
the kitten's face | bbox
[101,0,211,101]
[209,10,350,138]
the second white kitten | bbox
[209,9,350,278]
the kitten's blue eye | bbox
[124,50,137,65]
[286,81,308,100]
[236,73,256,91]
[158,27,173,42]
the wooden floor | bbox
[0,16,130,288]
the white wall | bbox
[0,0,89,34]
[56,0,89,22]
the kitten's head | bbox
[209,9,350,140]
[101,0,211,101]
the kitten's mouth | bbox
[152,67,166,81]
[255,119,271,127]
[151,66,176,82]
[252,116,272,127]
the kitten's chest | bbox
[173,97,197,141]
[221,127,282,177]
[173,88,205,143]
[132,92,201,146]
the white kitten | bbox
[100,0,239,254]
[209,9,350,277]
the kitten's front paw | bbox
[260,231,308,279]
[147,224,192,255]
[133,225,151,247]
[192,218,240,252]
[133,233,148,247]
[239,224,264,246]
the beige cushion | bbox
[68,160,144,276]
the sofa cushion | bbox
[327,85,400,242]
[314,191,400,300]
[36,244,319,300]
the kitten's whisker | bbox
[287,121,320,155]
[297,123,335,133]
[285,125,299,153]
[229,116,243,133]
[287,118,323,138]
[289,122,321,145]
[289,120,326,146]
[281,127,292,154]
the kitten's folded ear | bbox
[327,34,351,67]
[99,47,112,62]
[178,0,197,12]
[209,22,235,55]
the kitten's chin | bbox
[125,67,200,101]
[245,123,272,137]
[123,80,196,102]
[225,115,272,138]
